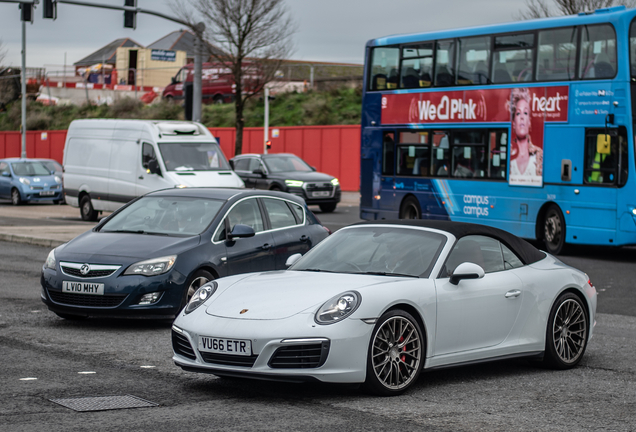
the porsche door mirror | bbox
[449,262,485,285]
[228,224,256,240]
[285,253,302,267]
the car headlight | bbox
[44,248,56,270]
[315,291,361,325]
[331,178,340,186]
[185,281,218,314]
[19,177,30,185]
[123,255,177,276]
[174,184,188,189]
[285,180,304,187]
[54,176,62,184]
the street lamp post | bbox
[20,19,26,158]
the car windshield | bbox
[264,155,313,173]
[100,196,224,236]
[40,160,62,173]
[158,142,230,171]
[291,226,447,277]
[12,162,52,176]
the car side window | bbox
[233,158,250,171]
[445,235,505,276]
[262,198,298,229]
[502,244,523,269]
[248,158,262,172]
[0,162,9,175]
[288,202,305,224]
[142,143,156,169]
[228,199,264,233]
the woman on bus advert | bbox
[508,87,544,187]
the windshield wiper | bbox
[103,229,169,236]
[297,268,335,273]
[356,271,418,278]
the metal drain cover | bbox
[49,395,158,412]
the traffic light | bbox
[266,140,272,150]
[43,0,57,19]
[124,0,137,29]
[20,3,34,23]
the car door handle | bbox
[261,243,272,250]
[505,290,521,298]
[300,235,308,242]
[138,176,144,180]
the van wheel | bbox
[213,95,224,104]
[80,195,98,221]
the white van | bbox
[63,119,244,220]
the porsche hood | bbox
[205,270,395,320]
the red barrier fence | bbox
[0,125,361,191]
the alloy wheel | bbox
[552,298,587,364]
[371,315,422,391]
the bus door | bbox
[568,128,627,243]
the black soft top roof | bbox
[355,220,546,265]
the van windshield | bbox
[158,142,231,171]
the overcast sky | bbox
[0,0,530,70]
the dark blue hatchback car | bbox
[40,188,330,319]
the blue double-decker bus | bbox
[360,5,636,254]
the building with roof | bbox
[147,30,227,62]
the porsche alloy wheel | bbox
[365,310,423,396]
[544,293,588,369]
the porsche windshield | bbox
[100,196,224,236]
[291,226,447,277]
[158,142,230,171]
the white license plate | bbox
[198,336,252,356]
[311,191,330,198]
[40,191,55,196]
[62,281,105,295]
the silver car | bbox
[172,220,597,396]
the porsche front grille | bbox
[268,341,330,369]
[172,330,196,360]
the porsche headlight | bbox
[315,291,361,325]
[19,177,30,186]
[285,179,304,187]
[123,255,177,276]
[44,248,56,270]
[185,281,218,314]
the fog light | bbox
[138,292,162,305]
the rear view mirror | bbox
[449,262,485,285]
[147,159,161,176]
[285,253,302,267]
[1,172,10,177]
[228,224,255,240]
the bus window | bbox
[382,132,395,176]
[492,33,535,84]
[396,132,430,176]
[435,40,456,87]
[630,20,636,77]
[451,131,488,179]
[401,43,434,89]
[432,131,451,176]
[537,27,577,81]
[584,127,627,186]
[458,36,491,85]
[369,47,400,90]
[579,24,617,79]
[489,130,508,179]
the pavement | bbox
[0,191,361,249]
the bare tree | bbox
[518,0,636,19]
[172,0,296,156]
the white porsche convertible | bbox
[172,221,597,396]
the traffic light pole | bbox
[20,19,27,158]
[263,87,269,154]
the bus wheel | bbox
[543,205,566,255]
[399,197,421,219]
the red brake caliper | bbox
[399,336,406,362]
